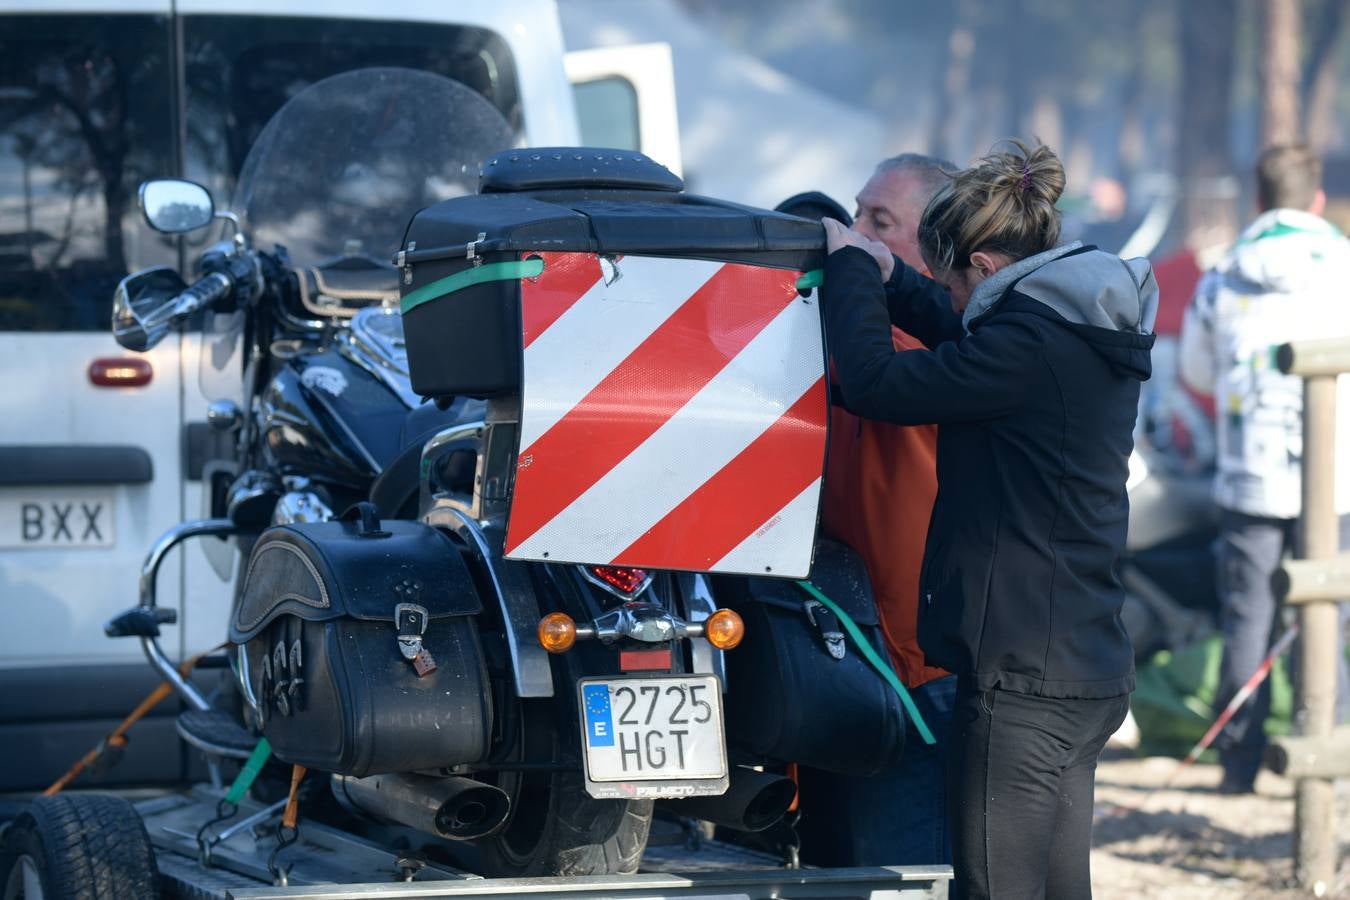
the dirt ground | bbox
[1092,753,1350,899]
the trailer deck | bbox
[134,787,950,899]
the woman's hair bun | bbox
[917,138,1065,275]
[1003,139,1065,208]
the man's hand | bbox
[822,217,895,281]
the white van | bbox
[0,0,677,791]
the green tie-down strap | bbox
[795,269,824,292]
[400,257,546,315]
[795,580,936,745]
[224,738,273,806]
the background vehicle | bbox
[0,0,677,793]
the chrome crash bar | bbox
[139,518,239,711]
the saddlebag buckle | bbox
[394,593,437,677]
[803,599,846,660]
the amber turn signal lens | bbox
[704,608,744,650]
[537,612,578,653]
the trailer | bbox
[0,785,949,899]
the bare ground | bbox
[1092,754,1350,899]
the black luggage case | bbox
[397,148,825,399]
[230,506,490,776]
[714,539,907,776]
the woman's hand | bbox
[822,217,895,281]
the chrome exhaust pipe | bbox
[332,772,511,840]
[663,767,797,832]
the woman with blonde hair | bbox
[821,140,1156,899]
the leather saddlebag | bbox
[716,539,906,776]
[230,506,490,776]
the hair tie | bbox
[1019,165,1032,194]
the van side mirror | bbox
[140,179,215,234]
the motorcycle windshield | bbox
[232,66,518,271]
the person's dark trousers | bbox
[796,675,957,866]
[1215,510,1350,791]
[947,680,1128,900]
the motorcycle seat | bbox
[368,397,485,518]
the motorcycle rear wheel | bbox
[475,697,652,877]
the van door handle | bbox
[0,445,153,485]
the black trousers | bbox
[947,680,1128,900]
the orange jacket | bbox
[821,326,947,689]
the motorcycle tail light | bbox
[583,565,651,598]
[620,648,673,672]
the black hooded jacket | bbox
[822,243,1157,698]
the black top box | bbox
[397,148,826,399]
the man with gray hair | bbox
[802,152,959,868]
[853,154,953,273]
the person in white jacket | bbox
[1178,143,1350,793]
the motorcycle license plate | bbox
[578,675,729,800]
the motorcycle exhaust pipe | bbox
[663,766,797,832]
[332,772,510,840]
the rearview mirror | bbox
[140,179,215,234]
[112,267,189,351]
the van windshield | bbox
[0,12,524,331]
[181,14,525,266]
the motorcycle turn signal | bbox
[704,608,745,650]
[537,612,579,654]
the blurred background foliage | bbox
[665,0,1349,254]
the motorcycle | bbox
[86,67,903,879]
[1120,448,1223,662]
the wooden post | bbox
[1279,339,1344,895]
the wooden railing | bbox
[1266,336,1350,895]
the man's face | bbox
[853,167,931,272]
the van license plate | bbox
[0,490,115,549]
[579,675,727,799]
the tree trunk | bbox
[932,0,979,163]
[1302,1,1348,153]
[1177,0,1238,252]
[1259,0,1302,148]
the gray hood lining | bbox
[962,241,1159,337]
[962,242,1084,329]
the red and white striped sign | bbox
[504,251,827,578]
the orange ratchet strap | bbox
[282,765,308,829]
[43,644,226,796]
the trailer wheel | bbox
[0,794,159,900]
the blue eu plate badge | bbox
[583,684,614,747]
